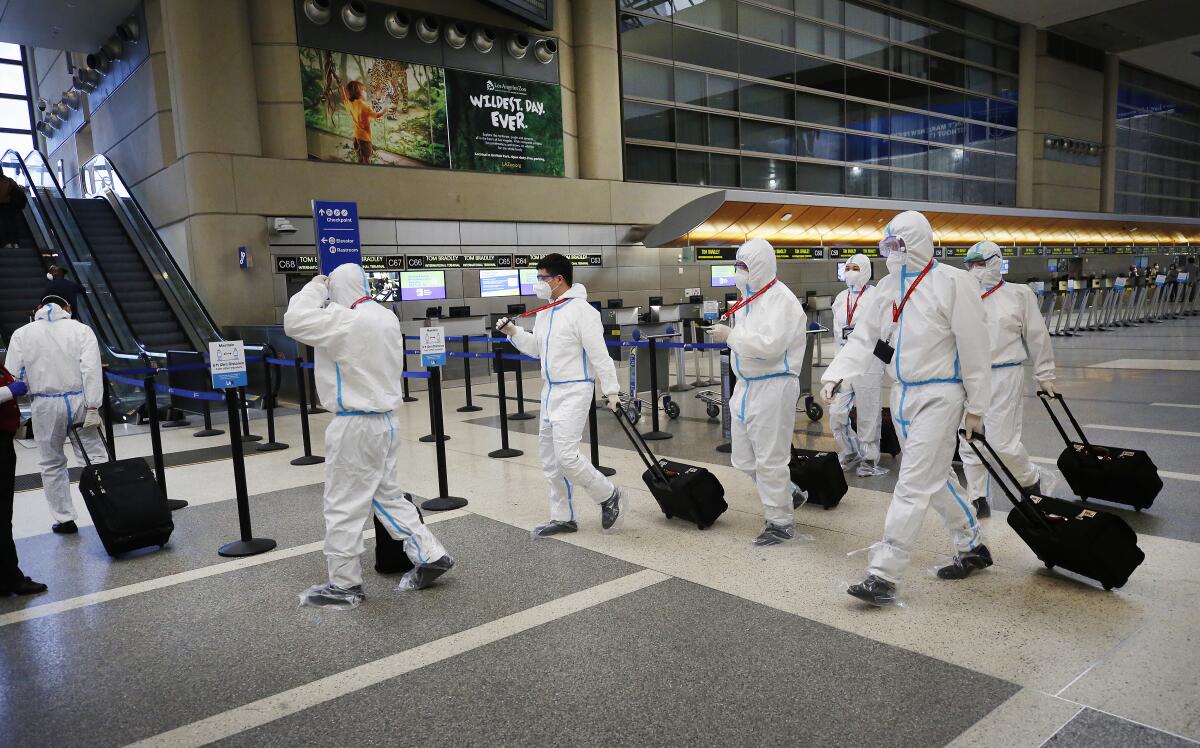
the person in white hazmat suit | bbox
[4,295,108,534]
[829,254,889,478]
[285,263,452,610]
[957,241,1057,519]
[706,239,808,546]
[821,211,993,605]
[495,253,626,537]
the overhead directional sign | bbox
[313,200,361,275]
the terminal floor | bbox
[3,319,1200,747]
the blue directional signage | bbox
[313,200,362,275]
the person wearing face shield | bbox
[285,263,453,610]
[495,253,625,537]
[821,211,993,605]
[957,241,1056,519]
[705,239,808,546]
[829,254,888,477]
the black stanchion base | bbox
[642,431,673,440]
[256,441,289,452]
[668,384,693,392]
[419,434,450,443]
[218,537,278,557]
[421,496,468,511]
[403,396,419,403]
[456,405,484,413]
[598,465,617,476]
[241,434,263,443]
[509,412,535,421]
[193,428,224,438]
[308,406,328,414]
[161,419,191,428]
[489,447,524,458]
[167,499,189,511]
[290,454,326,466]
[716,442,732,453]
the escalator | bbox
[0,213,48,342]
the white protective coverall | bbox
[957,242,1056,500]
[4,302,107,524]
[829,253,886,467]
[822,212,991,583]
[284,264,447,589]
[507,283,620,523]
[726,239,808,527]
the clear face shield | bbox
[965,254,998,271]
[878,235,906,257]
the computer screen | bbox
[518,268,539,295]
[1047,259,1058,273]
[710,265,737,287]
[400,270,447,301]
[1001,259,1010,274]
[836,262,846,282]
[479,268,520,298]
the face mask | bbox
[968,266,987,283]
[844,268,868,288]
[734,268,750,295]
[534,280,552,300]
[46,273,53,281]
[886,251,906,275]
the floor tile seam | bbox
[1042,692,1200,745]
[1050,621,1150,697]
[0,510,474,629]
[122,569,673,748]
[1034,703,1087,748]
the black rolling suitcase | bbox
[788,448,847,509]
[1038,392,1162,511]
[612,407,727,529]
[373,494,422,575]
[72,428,173,557]
[962,429,1144,590]
[850,407,901,458]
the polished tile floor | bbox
[3,319,1199,747]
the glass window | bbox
[891,15,930,47]
[0,97,31,130]
[676,69,738,110]
[847,165,890,196]
[996,181,1016,206]
[892,171,927,199]
[710,152,740,186]
[796,19,842,57]
[962,149,994,178]
[964,38,994,68]
[620,1,674,13]
[995,153,1016,180]
[742,157,796,190]
[742,119,795,155]
[0,131,32,157]
[623,58,674,100]
[0,43,23,61]
[994,47,1017,74]
[846,133,889,165]
[672,0,737,33]
[740,4,794,46]
[797,126,845,159]
[928,28,963,58]
[740,41,795,84]
[892,47,927,79]
[0,63,26,96]
[676,109,739,148]
[927,116,964,145]
[797,0,844,23]
[845,33,889,70]
[994,75,1018,101]
[987,99,1017,128]
[846,2,889,36]
[758,0,795,10]
[846,67,889,101]
[739,82,794,119]
[846,101,889,134]
[928,145,963,174]
[891,109,926,139]
[966,95,989,122]
[965,66,992,95]
[620,14,673,58]
[795,55,844,93]
[890,139,927,170]
[624,101,674,141]
[625,144,675,182]
[674,26,738,72]
[796,91,844,126]
[929,56,964,88]
[930,86,967,118]
[796,161,844,193]
[965,122,990,149]
[928,175,963,202]
[891,77,928,109]
[677,149,710,185]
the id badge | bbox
[841,325,854,341]
[873,338,894,364]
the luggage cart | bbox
[622,336,681,426]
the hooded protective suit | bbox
[506,283,620,524]
[4,302,107,524]
[284,264,447,590]
[830,253,886,468]
[823,211,991,583]
[723,238,807,528]
[958,241,1056,500]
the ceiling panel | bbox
[0,0,139,53]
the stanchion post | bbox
[589,387,616,476]
[143,367,187,511]
[510,364,533,420]
[401,338,418,402]
[421,366,468,511]
[256,350,288,452]
[489,351,523,459]
[237,386,262,443]
[716,349,732,454]
[457,335,483,413]
[642,336,672,440]
[101,367,116,461]
[218,387,277,557]
[194,400,223,437]
[289,357,324,466]
[418,368,450,443]
[304,345,327,413]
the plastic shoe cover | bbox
[973,496,991,519]
[845,574,902,607]
[855,460,889,478]
[600,488,624,532]
[936,545,994,580]
[791,482,809,509]
[397,554,455,591]
[299,583,365,610]
[751,522,796,547]
[839,454,862,471]
[531,520,578,539]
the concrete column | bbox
[1016,23,1038,208]
[1100,53,1120,213]
[162,0,262,158]
[571,0,624,181]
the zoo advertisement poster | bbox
[299,47,564,177]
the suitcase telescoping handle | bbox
[1036,391,1099,460]
[68,424,108,469]
[610,402,670,485]
[959,429,1055,534]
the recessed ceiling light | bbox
[781,212,793,221]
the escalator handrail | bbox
[80,154,225,346]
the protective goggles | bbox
[733,261,749,272]
[965,253,999,269]
[878,235,906,257]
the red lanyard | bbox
[721,278,776,321]
[892,260,935,323]
[350,295,372,309]
[519,297,571,318]
[846,286,865,326]
[980,280,1005,300]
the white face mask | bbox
[46,273,53,281]
[886,251,907,275]
[844,268,868,288]
[968,266,986,283]
[534,280,552,300]
[734,268,750,295]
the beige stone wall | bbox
[1029,40,1105,212]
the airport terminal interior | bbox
[2,0,1200,746]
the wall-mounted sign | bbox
[274,255,319,274]
[300,47,564,177]
[313,200,361,275]
[405,254,514,269]
[941,247,971,258]
[1112,247,1136,255]
[1000,247,1019,257]
[775,247,824,259]
[513,253,602,267]
[825,248,872,259]
[697,247,737,261]
[360,255,406,271]
[1082,247,1109,255]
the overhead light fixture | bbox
[340,1,367,32]
[781,213,793,221]
[72,70,100,92]
[384,10,410,39]
[101,35,124,62]
[86,51,110,73]
[303,0,331,25]
[444,21,468,49]
[116,15,140,44]
[271,217,298,235]
[471,27,496,53]
[45,112,64,129]
[415,16,440,44]
[533,38,558,64]
[36,121,54,137]
[507,33,530,60]
[61,91,81,110]
[51,102,70,119]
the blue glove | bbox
[6,381,28,397]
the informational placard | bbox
[313,200,361,275]
[1155,274,1167,286]
[238,246,248,270]
[1112,247,1136,255]
[406,254,513,270]
[274,255,319,274]
[697,247,738,261]
[775,247,825,259]
[512,253,602,268]
[1083,247,1109,255]
[702,300,719,321]
[360,255,406,272]
[209,340,248,390]
[1029,281,1044,294]
[684,287,701,298]
[1115,276,1127,288]
[445,69,565,176]
[420,327,447,368]
[1178,272,1189,283]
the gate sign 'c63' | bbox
[313,200,362,276]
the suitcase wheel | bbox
[1135,507,1142,512]
[822,504,832,511]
